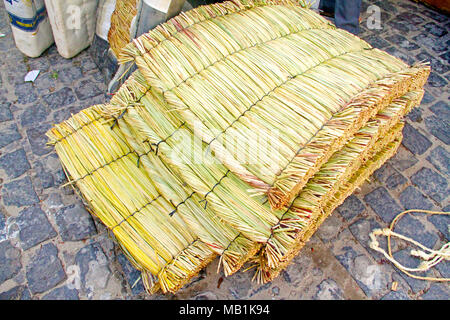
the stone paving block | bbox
[51,104,85,124]
[399,186,434,211]
[41,87,77,110]
[406,107,422,123]
[312,279,344,300]
[0,285,31,300]
[410,167,449,203]
[20,103,49,127]
[0,148,30,179]
[423,22,448,37]
[75,243,111,298]
[427,146,450,177]
[424,115,450,145]
[33,161,54,189]
[381,290,410,300]
[117,253,145,296]
[14,82,38,105]
[74,79,103,101]
[421,284,450,300]
[387,146,419,172]
[331,232,391,298]
[427,212,450,240]
[16,205,57,250]
[336,195,366,221]
[41,285,79,300]
[57,66,83,84]
[373,163,396,183]
[395,214,439,249]
[385,34,420,51]
[193,291,218,300]
[401,123,432,155]
[26,122,52,156]
[421,91,435,105]
[392,249,430,293]
[54,204,97,242]
[440,51,450,65]
[2,176,39,207]
[26,243,66,294]
[349,217,385,261]
[364,187,403,223]
[420,7,449,23]
[426,71,447,88]
[416,51,450,74]
[385,171,407,190]
[0,102,12,122]
[316,214,343,242]
[365,35,390,49]
[429,101,450,119]
[27,57,50,74]
[0,123,21,149]
[0,240,22,285]
[33,72,58,93]
[384,47,415,66]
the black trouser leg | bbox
[335,0,362,35]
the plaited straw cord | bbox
[111,195,163,230]
[369,209,449,282]
[198,170,231,209]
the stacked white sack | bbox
[44,0,99,58]
[3,0,54,57]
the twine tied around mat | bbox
[369,209,449,282]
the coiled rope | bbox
[369,209,449,282]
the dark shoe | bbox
[319,9,334,17]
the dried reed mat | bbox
[118,0,430,210]
[46,108,217,294]
[254,90,424,279]
[261,127,405,282]
[108,0,139,58]
[98,107,261,277]
[99,64,422,276]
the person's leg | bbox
[334,0,362,35]
[319,0,335,16]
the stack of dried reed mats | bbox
[46,0,430,294]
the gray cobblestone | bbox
[336,195,366,221]
[313,279,344,300]
[427,146,450,177]
[399,186,434,211]
[421,284,450,300]
[42,87,77,110]
[0,123,21,148]
[364,187,403,223]
[26,243,66,294]
[0,102,12,122]
[117,253,145,296]
[26,123,53,156]
[402,123,432,155]
[0,240,22,284]
[0,285,31,300]
[0,148,30,179]
[16,205,57,250]
[424,115,450,145]
[42,285,79,300]
[54,204,96,242]
[2,176,39,207]
[410,167,449,203]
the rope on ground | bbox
[369,209,449,282]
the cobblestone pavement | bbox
[0,0,449,300]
